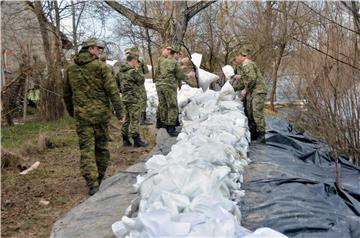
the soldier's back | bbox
[66,52,114,124]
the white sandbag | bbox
[190,53,219,91]
[198,68,219,92]
[222,65,235,80]
[106,60,118,66]
[147,64,152,72]
[243,227,288,238]
[190,53,202,68]
[218,81,236,101]
[177,85,202,109]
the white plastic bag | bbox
[191,53,219,91]
[218,81,236,101]
[222,65,235,80]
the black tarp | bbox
[240,116,360,238]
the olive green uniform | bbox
[63,51,123,188]
[233,59,267,134]
[155,55,196,126]
[116,63,144,137]
[138,58,149,117]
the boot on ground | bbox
[122,134,132,147]
[132,134,147,147]
[88,184,99,196]
[166,125,179,137]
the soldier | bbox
[154,44,171,129]
[116,53,147,147]
[155,45,196,136]
[63,37,125,195]
[232,48,267,143]
[124,47,151,125]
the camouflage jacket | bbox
[116,63,144,103]
[154,56,166,84]
[233,59,267,95]
[63,51,124,124]
[138,58,149,75]
[137,60,148,100]
[155,56,195,88]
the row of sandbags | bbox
[112,81,287,237]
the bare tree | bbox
[27,1,65,120]
[105,0,215,45]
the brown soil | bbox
[1,121,155,238]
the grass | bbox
[1,115,155,238]
[1,117,75,149]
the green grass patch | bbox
[1,117,75,150]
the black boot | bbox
[166,125,179,137]
[132,134,147,147]
[122,134,132,147]
[156,118,164,129]
[140,112,145,125]
[98,174,104,186]
[88,184,99,196]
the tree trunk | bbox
[71,0,78,52]
[144,2,154,78]
[33,1,64,121]
[269,43,286,111]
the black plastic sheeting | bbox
[240,116,360,238]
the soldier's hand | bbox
[234,75,241,81]
[240,89,247,97]
[118,116,126,124]
[188,71,195,79]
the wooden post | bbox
[23,43,30,120]
[1,50,6,87]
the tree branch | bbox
[104,0,164,32]
[293,37,360,71]
[185,1,217,20]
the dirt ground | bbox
[1,117,155,238]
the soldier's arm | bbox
[63,67,74,117]
[233,64,255,91]
[130,69,144,86]
[139,57,149,75]
[242,63,257,91]
[174,62,196,87]
[101,64,124,119]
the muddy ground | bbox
[1,117,155,238]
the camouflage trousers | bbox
[156,85,178,126]
[76,122,110,188]
[121,102,141,137]
[245,93,266,134]
[140,91,147,114]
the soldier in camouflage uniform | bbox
[63,38,124,195]
[154,44,171,129]
[124,47,151,125]
[116,53,147,147]
[232,48,267,143]
[155,45,196,136]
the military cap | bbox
[167,44,180,52]
[82,37,105,48]
[124,47,140,55]
[160,42,171,49]
[126,52,139,61]
[239,47,250,56]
